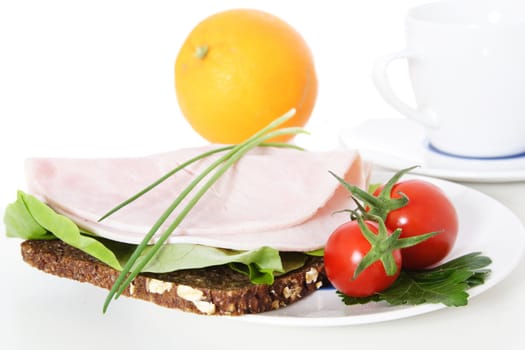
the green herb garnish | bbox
[98,142,304,222]
[100,108,307,312]
[338,252,492,307]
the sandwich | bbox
[4,145,369,315]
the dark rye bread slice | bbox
[20,239,327,316]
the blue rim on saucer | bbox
[427,143,525,161]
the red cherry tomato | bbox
[373,179,458,269]
[324,220,402,297]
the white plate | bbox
[339,119,525,183]
[1,174,524,329]
[240,173,525,326]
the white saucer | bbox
[339,119,525,183]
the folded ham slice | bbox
[25,146,369,251]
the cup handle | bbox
[371,49,439,128]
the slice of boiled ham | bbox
[25,146,369,251]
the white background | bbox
[1,1,524,349]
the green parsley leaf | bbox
[338,252,492,307]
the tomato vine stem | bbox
[353,215,438,279]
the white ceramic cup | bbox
[372,0,525,159]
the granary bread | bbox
[21,239,327,315]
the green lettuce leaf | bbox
[142,243,284,284]
[229,252,308,284]
[5,191,123,270]
[4,191,54,240]
[306,248,324,257]
[4,191,306,284]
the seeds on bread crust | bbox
[20,239,326,315]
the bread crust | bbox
[20,239,326,315]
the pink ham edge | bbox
[25,146,370,251]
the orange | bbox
[175,9,318,144]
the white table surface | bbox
[1,1,524,349]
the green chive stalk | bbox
[102,108,307,312]
[98,143,303,222]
